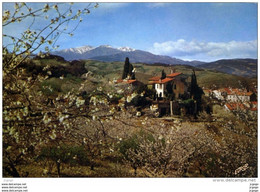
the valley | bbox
[3,55,257,178]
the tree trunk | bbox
[91,164,94,171]
[56,161,61,177]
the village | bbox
[114,57,257,121]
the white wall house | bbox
[155,83,165,98]
[212,90,225,100]
[226,93,251,102]
[213,88,252,102]
[148,72,185,99]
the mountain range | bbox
[52,45,257,77]
[52,45,204,66]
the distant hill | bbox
[26,55,87,78]
[52,45,205,66]
[197,59,257,77]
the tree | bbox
[165,81,175,100]
[122,57,134,79]
[122,57,129,79]
[189,69,204,113]
[161,69,166,79]
[2,2,98,177]
[118,133,144,176]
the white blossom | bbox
[49,130,57,140]
[43,114,51,124]
[76,97,85,107]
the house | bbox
[212,88,254,102]
[148,72,188,99]
[212,89,225,100]
[224,88,252,102]
[148,76,173,98]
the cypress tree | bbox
[190,69,197,99]
[122,57,135,80]
[122,57,130,79]
[190,69,204,113]
[161,69,166,79]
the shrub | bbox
[66,74,82,83]
[130,95,144,107]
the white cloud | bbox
[149,39,257,61]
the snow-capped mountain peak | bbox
[118,47,136,52]
[64,46,95,54]
[52,44,206,65]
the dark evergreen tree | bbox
[190,69,197,99]
[122,57,130,79]
[122,57,134,79]
[190,69,204,113]
[161,69,166,79]
[165,82,175,100]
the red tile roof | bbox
[225,102,257,112]
[148,72,182,84]
[127,80,137,84]
[167,72,182,78]
[225,103,233,111]
[225,103,247,111]
[116,79,137,84]
[223,88,253,96]
[251,108,257,111]
[149,76,161,81]
[158,78,174,84]
[149,78,174,84]
[149,72,182,82]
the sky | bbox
[2,2,258,62]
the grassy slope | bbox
[31,57,84,96]
[198,59,257,77]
